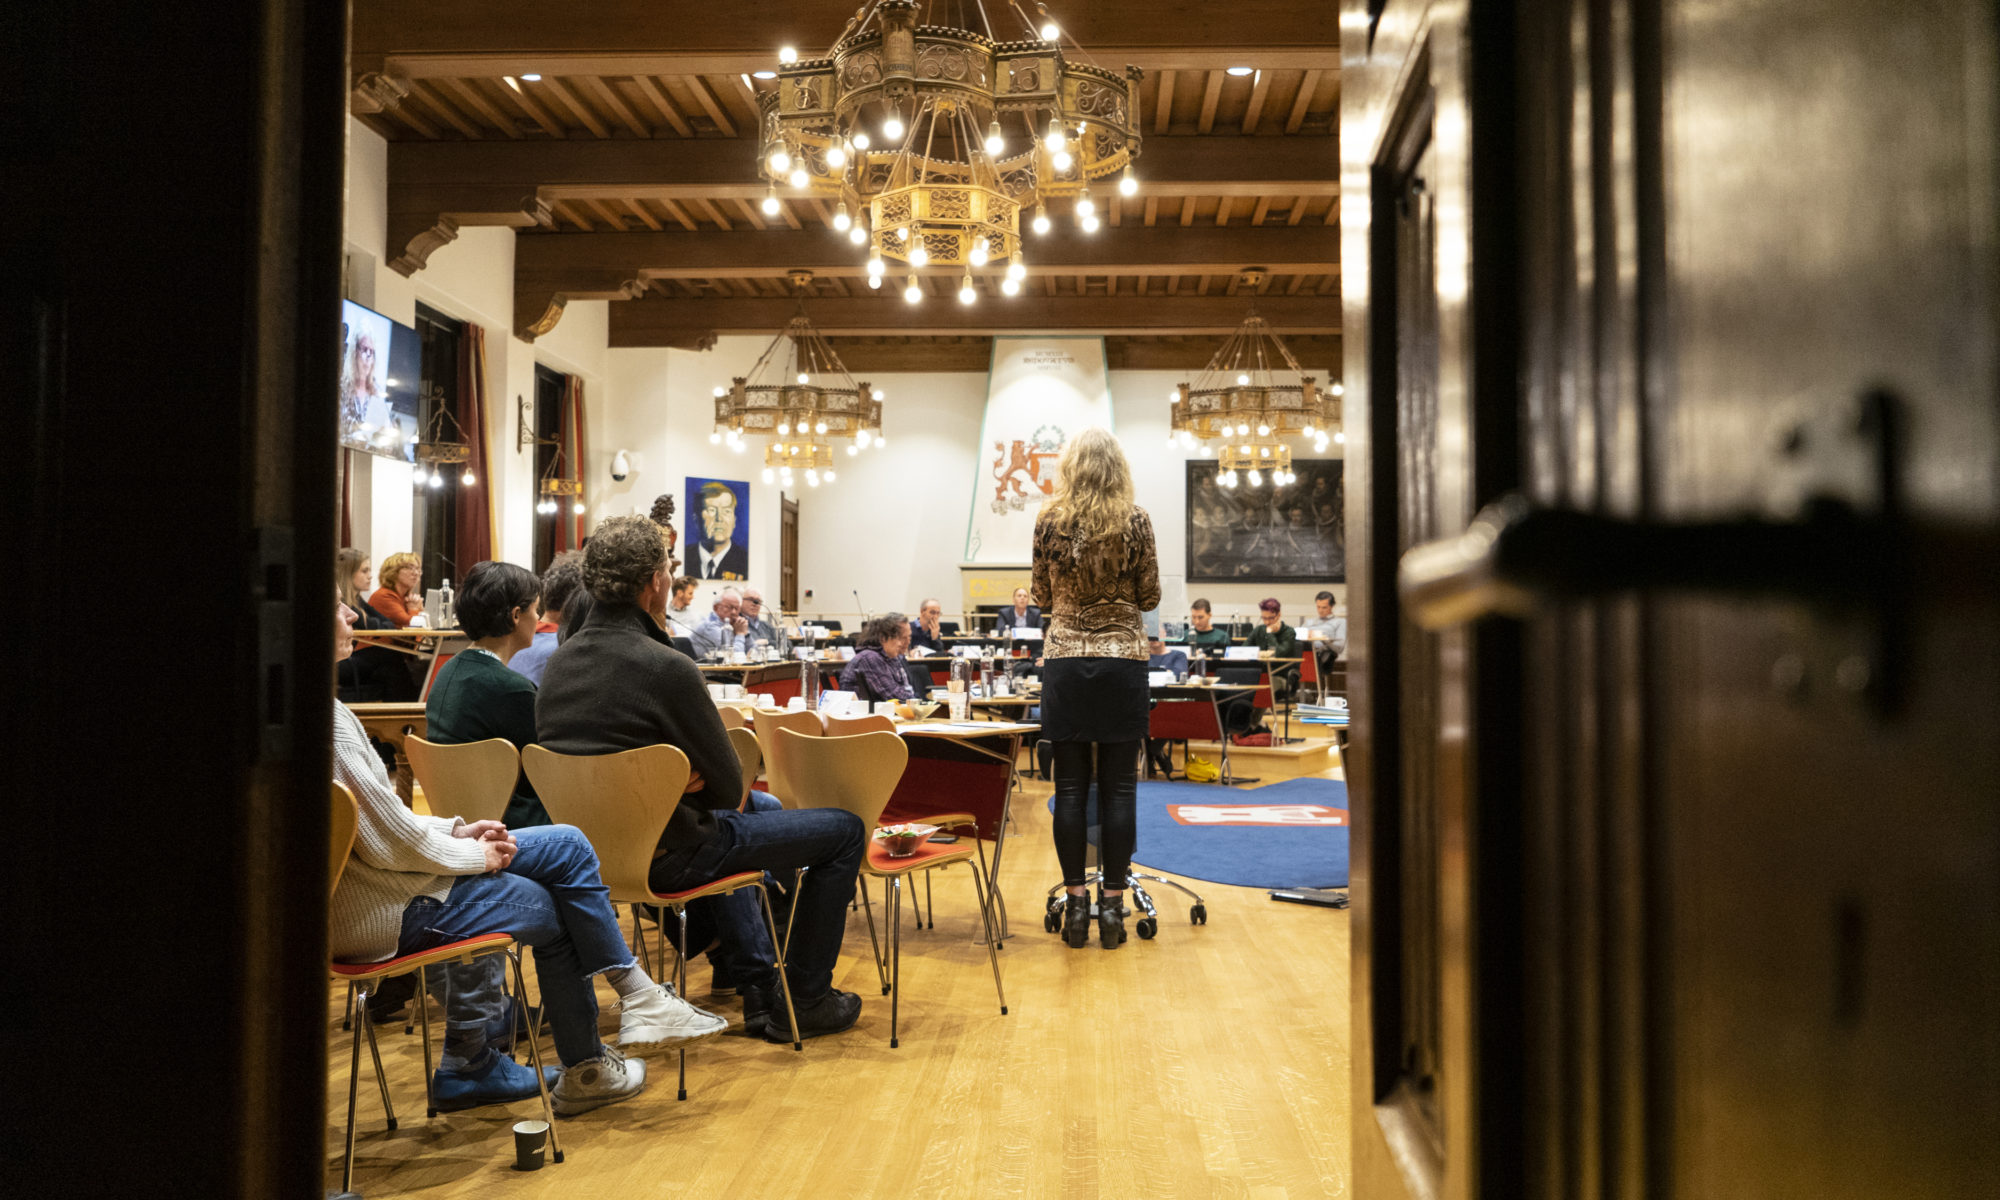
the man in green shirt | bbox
[1185,598,1233,664]
[1248,597,1300,702]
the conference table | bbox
[348,628,469,701]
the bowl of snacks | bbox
[873,823,939,858]
[906,700,941,720]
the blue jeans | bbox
[398,824,634,1067]
[648,805,865,1001]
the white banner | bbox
[963,336,1115,562]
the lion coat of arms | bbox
[990,426,1064,514]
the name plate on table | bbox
[1148,670,1176,687]
[1224,646,1261,660]
[1011,628,1043,640]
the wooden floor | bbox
[326,753,1352,1199]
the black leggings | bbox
[1051,740,1141,890]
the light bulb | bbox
[904,277,922,304]
[798,371,811,384]
[984,121,1005,155]
[761,189,780,216]
[1032,206,1051,235]
[789,167,809,189]
[1248,469,1262,486]
[1237,372,1251,386]
[1079,212,1099,233]
[1076,194,1094,217]
[1182,432,1197,449]
[852,130,871,150]
[1001,276,1021,296]
[959,275,976,305]
[1335,432,1346,444]
[573,500,586,515]
[710,431,722,445]
[1303,424,1315,438]
[815,421,827,434]
[1257,424,1271,436]
[1051,149,1073,172]
[825,143,846,169]
[847,443,858,456]
[806,469,820,487]
[833,203,852,231]
[429,473,444,490]
[824,469,836,482]
[713,385,727,397]
[769,148,791,175]
[411,467,427,486]
[848,223,867,245]
[858,430,872,447]
[733,440,745,453]
[762,468,776,484]
[971,239,990,266]
[777,422,790,435]
[520,74,541,82]
[1007,255,1026,281]
[883,111,904,140]
[867,255,886,276]
[867,274,882,289]
[1332,381,1345,396]
[896,225,909,241]
[778,46,797,63]
[873,389,885,400]
[909,242,929,267]
[1216,471,1228,485]
[1040,21,1059,40]
[1119,165,1138,196]
[1240,444,1252,454]
[1046,117,1066,152]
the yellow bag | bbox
[1184,754,1220,783]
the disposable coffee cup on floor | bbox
[513,1120,549,1171]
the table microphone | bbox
[853,589,867,621]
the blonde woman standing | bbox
[1032,428,1161,949]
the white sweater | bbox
[330,703,489,962]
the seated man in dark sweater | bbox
[537,516,867,1043]
[839,614,917,703]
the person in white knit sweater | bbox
[332,597,723,1116]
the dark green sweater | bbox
[425,648,551,828]
[1185,627,1233,655]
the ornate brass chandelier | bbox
[411,382,475,490]
[1170,272,1342,489]
[758,0,1142,303]
[713,273,885,489]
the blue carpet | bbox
[1047,778,1349,889]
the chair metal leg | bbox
[921,871,934,930]
[342,981,354,1030]
[630,904,649,973]
[342,984,365,1194]
[969,866,1008,1015]
[888,876,903,1049]
[756,884,803,1052]
[673,902,690,1101]
[416,971,437,1118]
[783,867,804,960]
[856,876,889,992]
[358,985,397,1130]
[507,951,562,1165]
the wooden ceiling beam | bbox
[535,77,610,138]
[1153,69,1177,135]
[579,76,651,138]
[1196,71,1224,134]
[1240,70,1273,135]
[1284,69,1323,134]
[607,293,1340,344]
[683,76,738,137]
[631,75,693,137]
[440,77,524,138]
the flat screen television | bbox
[338,298,421,462]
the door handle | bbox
[1396,492,1884,631]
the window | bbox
[533,364,567,573]
[414,303,462,591]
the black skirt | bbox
[1039,656,1150,743]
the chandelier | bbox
[1169,272,1342,489]
[712,273,885,488]
[757,0,1142,303]
[411,383,476,490]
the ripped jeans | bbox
[397,824,635,1066]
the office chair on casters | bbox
[1033,741,1208,940]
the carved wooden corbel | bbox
[351,72,410,115]
[386,213,459,277]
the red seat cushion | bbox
[330,931,516,979]
[866,840,975,875]
[650,870,765,904]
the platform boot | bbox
[1062,890,1092,949]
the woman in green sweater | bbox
[425,561,551,828]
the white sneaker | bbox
[551,1047,646,1116]
[617,982,729,1050]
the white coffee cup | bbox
[723,683,745,699]
[874,701,897,717]
[707,683,725,700]
[786,696,807,711]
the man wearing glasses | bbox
[739,589,789,656]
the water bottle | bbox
[438,578,455,628]
[948,658,972,721]
[978,652,993,699]
[800,655,820,710]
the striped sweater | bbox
[330,702,488,962]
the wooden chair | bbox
[327,783,559,1193]
[718,706,748,731]
[727,726,764,807]
[404,736,518,824]
[819,711,983,931]
[750,708,825,806]
[522,744,804,1097]
[771,729,1007,1048]
[823,712,895,736]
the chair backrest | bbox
[939,620,960,635]
[718,706,748,730]
[330,781,360,899]
[405,736,520,824]
[773,728,908,830]
[520,744,691,903]
[727,726,764,805]
[1299,649,1319,684]
[751,707,825,805]
[825,712,896,736]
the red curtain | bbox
[557,375,588,551]
[454,324,495,564]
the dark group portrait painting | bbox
[1185,458,1345,583]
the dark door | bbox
[780,493,800,613]
[414,301,462,588]
[532,363,565,572]
[1346,1,2000,1196]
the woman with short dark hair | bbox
[1033,428,1162,949]
[425,561,550,828]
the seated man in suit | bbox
[740,587,789,656]
[994,586,1041,635]
[908,598,948,656]
[838,614,917,702]
[690,588,751,659]
[537,517,866,1043]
